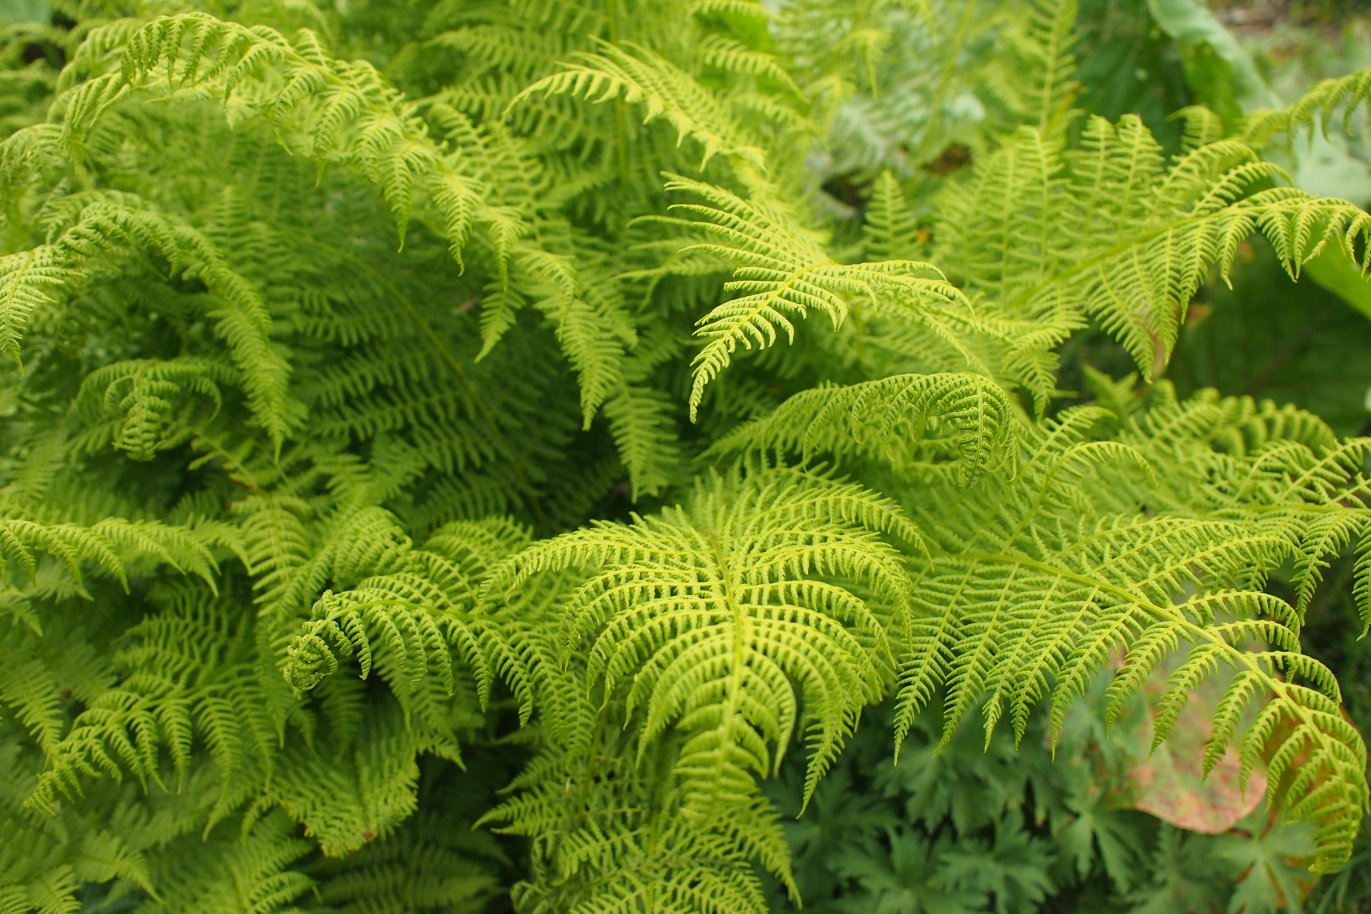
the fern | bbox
[1,1,1370,912]
[484,465,920,813]
[653,174,991,419]
[889,401,1369,870]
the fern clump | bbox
[1,1,1370,911]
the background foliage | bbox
[1,0,1370,912]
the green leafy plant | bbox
[1,1,1370,911]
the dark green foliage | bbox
[1,1,1370,912]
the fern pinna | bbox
[0,1,1369,911]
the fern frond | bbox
[76,357,233,461]
[511,39,766,170]
[63,13,493,261]
[1241,66,1371,148]
[986,0,1080,139]
[890,402,1370,872]
[486,729,793,914]
[25,586,289,825]
[603,373,684,499]
[268,693,441,857]
[863,169,923,262]
[282,520,528,722]
[1,197,294,446]
[0,512,216,592]
[659,175,982,420]
[938,115,1371,379]
[714,371,1018,486]
[136,810,315,914]
[484,465,918,812]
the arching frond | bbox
[511,39,766,169]
[483,465,919,812]
[937,115,1371,379]
[1242,66,1371,148]
[890,402,1371,873]
[656,175,985,419]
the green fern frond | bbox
[603,373,685,499]
[713,371,1018,486]
[890,403,1370,872]
[987,0,1080,138]
[658,175,983,420]
[62,13,494,261]
[25,586,289,825]
[76,358,233,461]
[484,465,918,813]
[863,169,923,261]
[268,693,447,857]
[136,810,315,914]
[937,115,1371,379]
[0,512,216,592]
[282,520,528,722]
[0,198,294,447]
[1242,66,1371,148]
[306,805,504,912]
[510,38,766,170]
[519,245,633,425]
[486,732,793,914]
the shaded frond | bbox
[282,519,532,719]
[0,198,294,446]
[891,402,1370,872]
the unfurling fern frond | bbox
[483,465,919,812]
[75,358,233,461]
